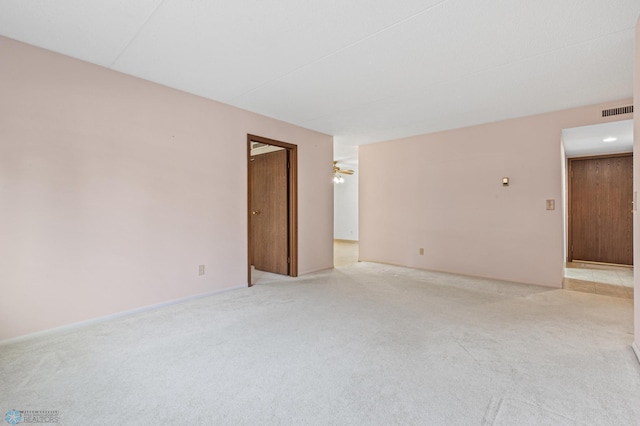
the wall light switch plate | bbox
[546,200,555,210]
[198,265,205,276]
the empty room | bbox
[1,1,639,425]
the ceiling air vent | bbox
[601,105,633,117]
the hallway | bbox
[334,239,359,267]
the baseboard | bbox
[633,342,640,365]
[0,284,247,346]
[357,258,562,289]
[300,265,334,275]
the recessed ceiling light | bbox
[603,137,617,142]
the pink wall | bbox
[634,18,640,355]
[360,99,633,288]
[0,37,333,341]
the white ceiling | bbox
[563,119,633,157]
[1,1,638,146]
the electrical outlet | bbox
[419,248,424,255]
[198,265,205,276]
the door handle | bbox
[252,210,261,215]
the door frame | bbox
[567,152,633,264]
[247,134,298,286]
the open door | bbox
[250,148,289,275]
[247,135,298,286]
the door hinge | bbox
[287,161,290,169]
[287,257,290,264]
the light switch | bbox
[546,200,555,210]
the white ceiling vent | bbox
[602,105,633,117]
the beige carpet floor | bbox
[1,262,638,425]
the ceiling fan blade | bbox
[333,161,355,175]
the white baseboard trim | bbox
[0,284,247,346]
[633,342,640,365]
[301,266,334,275]
[357,259,562,289]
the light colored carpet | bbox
[1,262,638,425]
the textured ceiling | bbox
[1,0,638,145]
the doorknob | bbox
[252,210,261,215]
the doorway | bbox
[333,144,360,266]
[564,153,634,299]
[247,134,298,286]
[561,120,634,298]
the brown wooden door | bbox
[569,154,633,265]
[250,149,289,275]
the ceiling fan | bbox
[333,161,354,184]
[333,161,355,175]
